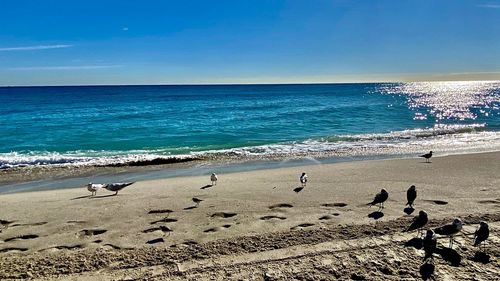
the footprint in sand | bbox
[0,219,15,226]
[203,224,232,233]
[53,244,85,250]
[319,213,340,220]
[321,203,348,208]
[291,223,315,230]
[0,247,29,253]
[3,234,39,243]
[102,243,123,250]
[10,222,47,227]
[260,215,287,221]
[210,212,237,219]
[142,226,173,235]
[67,220,86,225]
[146,238,165,244]
[78,229,107,237]
[148,209,174,215]
[182,240,199,246]
[150,218,178,224]
[269,203,293,210]
[477,199,500,204]
[425,200,448,205]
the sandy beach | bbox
[0,152,499,280]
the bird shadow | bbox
[404,207,415,215]
[472,251,491,264]
[419,262,435,280]
[420,161,432,164]
[293,186,304,193]
[70,195,92,200]
[368,211,384,220]
[435,247,461,266]
[183,206,198,211]
[404,237,423,249]
[92,194,117,199]
[200,184,213,190]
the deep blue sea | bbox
[1,81,499,169]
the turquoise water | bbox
[0,81,499,169]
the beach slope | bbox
[0,152,499,280]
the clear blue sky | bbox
[1,0,499,86]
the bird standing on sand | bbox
[434,218,463,248]
[405,210,428,236]
[367,189,389,210]
[473,221,489,250]
[300,172,308,187]
[87,183,106,196]
[423,230,437,260]
[211,173,218,186]
[104,182,135,195]
[420,151,433,163]
[192,197,203,207]
[406,185,417,208]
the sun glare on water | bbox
[379,81,500,122]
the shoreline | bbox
[0,151,499,279]
[1,148,499,194]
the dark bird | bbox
[420,151,433,163]
[434,218,463,248]
[192,197,203,207]
[473,221,489,250]
[300,172,308,187]
[104,182,135,195]
[367,189,389,210]
[423,230,437,260]
[406,185,417,208]
[405,210,428,235]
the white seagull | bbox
[211,173,218,186]
[300,172,308,187]
[87,182,106,196]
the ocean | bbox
[1,81,499,171]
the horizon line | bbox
[1,79,499,88]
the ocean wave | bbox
[1,124,499,169]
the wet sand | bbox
[0,152,499,280]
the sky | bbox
[0,0,499,86]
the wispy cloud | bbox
[0,44,73,52]
[8,65,122,71]
[477,4,500,9]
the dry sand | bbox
[0,152,499,280]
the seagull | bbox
[367,189,389,210]
[420,151,433,163]
[87,183,106,196]
[211,173,218,186]
[104,182,135,195]
[406,185,417,208]
[423,230,437,260]
[192,197,203,207]
[473,221,489,251]
[300,172,308,187]
[434,218,463,248]
[405,210,428,236]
